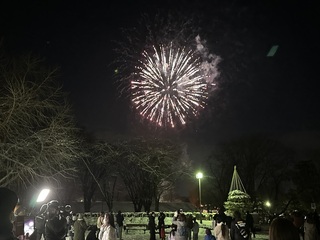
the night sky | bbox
[1,0,319,154]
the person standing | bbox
[99,213,117,240]
[186,215,194,240]
[86,226,98,240]
[213,217,230,240]
[44,200,68,240]
[230,211,249,240]
[148,212,156,240]
[172,213,187,240]
[304,213,318,240]
[204,228,215,240]
[245,211,255,238]
[291,211,305,240]
[96,212,104,239]
[158,212,166,240]
[269,217,300,240]
[73,213,87,240]
[192,218,199,240]
[116,211,124,240]
[0,187,18,240]
[35,204,47,240]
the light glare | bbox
[196,172,203,179]
[36,189,50,203]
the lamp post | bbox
[196,172,203,223]
[265,200,271,217]
[196,172,203,207]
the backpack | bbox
[235,222,249,239]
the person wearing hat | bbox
[44,200,68,240]
[73,213,88,240]
[0,187,19,240]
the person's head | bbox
[205,228,212,235]
[234,210,242,220]
[100,211,105,216]
[216,216,224,224]
[104,213,115,227]
[269,217,300,240]
[306,213,315,224]
[77,213,84,220]
[103,213,109,225]
[218,206,225,215]
[178,213,186,222]
[118,210,121,215]
[0,187,18,216]
[47,200,60,218]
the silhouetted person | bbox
[213,216,230,240]
[148,212,156,240]
[116,210,124,240]
[230,211,249,240]
[186,214,193,240]
[304,213,318,240]
[291,211,304,239]
[269,217,300,240]
[158,212,166,240]
[0,187,18,240]
[44,200,68,240]
[214,207,232,228]
[74,213,87,240]
[86,225,97,240]
[35,203,47,240]
[245,211,255,238]
[204,228,215,240]
[192,218,199,240]
[96,212,104,239]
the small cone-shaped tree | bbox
[224,166,253,216]
[224,190,253,217]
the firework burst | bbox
[131,43,213,128]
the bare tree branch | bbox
[0,54,81,188]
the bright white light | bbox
[265,200,271,207]
[196,172,203,179]
[36,189,50,203]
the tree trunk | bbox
[84,197,92,212]
[154,199,160,212]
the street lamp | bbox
[196,172,203,224]
[265,200,271,208]
[196,172,203,208]
[265,200,271,216]
[36,189,50,203]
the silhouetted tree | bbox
[206,135,294,207]
[113,137,187,212]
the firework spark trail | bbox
[131,41,219,128]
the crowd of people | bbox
[2,187,320,240]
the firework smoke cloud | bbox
[195,35,221,87]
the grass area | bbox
[119,219,270,240]
[121,231,269,240]
[84,213,270,240]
